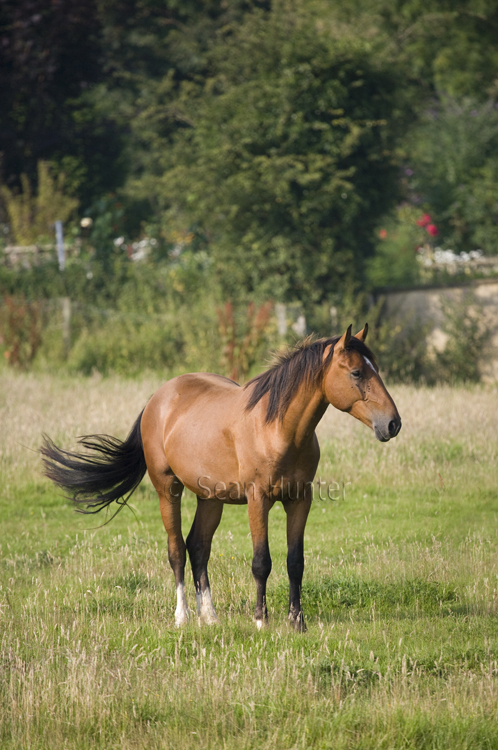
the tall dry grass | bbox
[1,371,497,480]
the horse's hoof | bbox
[288,611,307,632]
[175,610,190,627]
[255,613,269,630]
[199,611,219,626]
[196,589,219,625]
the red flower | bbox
[379,229,387,239]
[426,224,439,237]
[416,213,432,227]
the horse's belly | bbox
[180,470,249,502]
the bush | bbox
[405,98,498,253]
[368,302,433,384]
[366,205,428,288]
[1,161,78,245]
[369,290,493,385]
[64,295,275,380]
[0,295,44,368]
[217,301,274,383]
[67,315,182,376]
[436,293,492,383]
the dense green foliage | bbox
[153,6,404,304]
[405,98,498,252]
[2,2,498,264]
[1,0,498,377]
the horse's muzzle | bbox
[374,416,402,442]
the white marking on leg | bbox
[175,583,189,627]
[256,619,263,631]
[197,588,218,625]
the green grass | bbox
[1,374,498,748]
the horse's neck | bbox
[277,382,328,447]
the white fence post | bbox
[55,220,65,271]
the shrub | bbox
[217,301,274,383]
[436,293,492,383]
[0,295,44,368]
[66,315,182,377]
[366,205,428,288]
[405,98,498,253]
[370,290,493,385]
[369,302,433,384]
[1,162,78,245]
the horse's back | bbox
[143,372,241,432]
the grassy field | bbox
[1,372,498,749]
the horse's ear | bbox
[335,324,352,353]
[355,323,368,342]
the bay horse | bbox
[41,324,401,631]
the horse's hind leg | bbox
[157,477,189,627]
[186,497,224,624]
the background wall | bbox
[377,279,498,381]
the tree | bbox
[154,3,405,306]
[0,0,123,203]
[378,0,498,100]
[0,0,264,208]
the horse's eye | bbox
[351,369,362,379]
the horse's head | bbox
[323,324,401,442]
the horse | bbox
[41,324,401,631]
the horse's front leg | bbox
[283,487,312,632]
[248,489,273,629]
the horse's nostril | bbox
[388,419,398,437]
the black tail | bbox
[40,411,147,516]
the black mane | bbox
[245,335,377,423]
